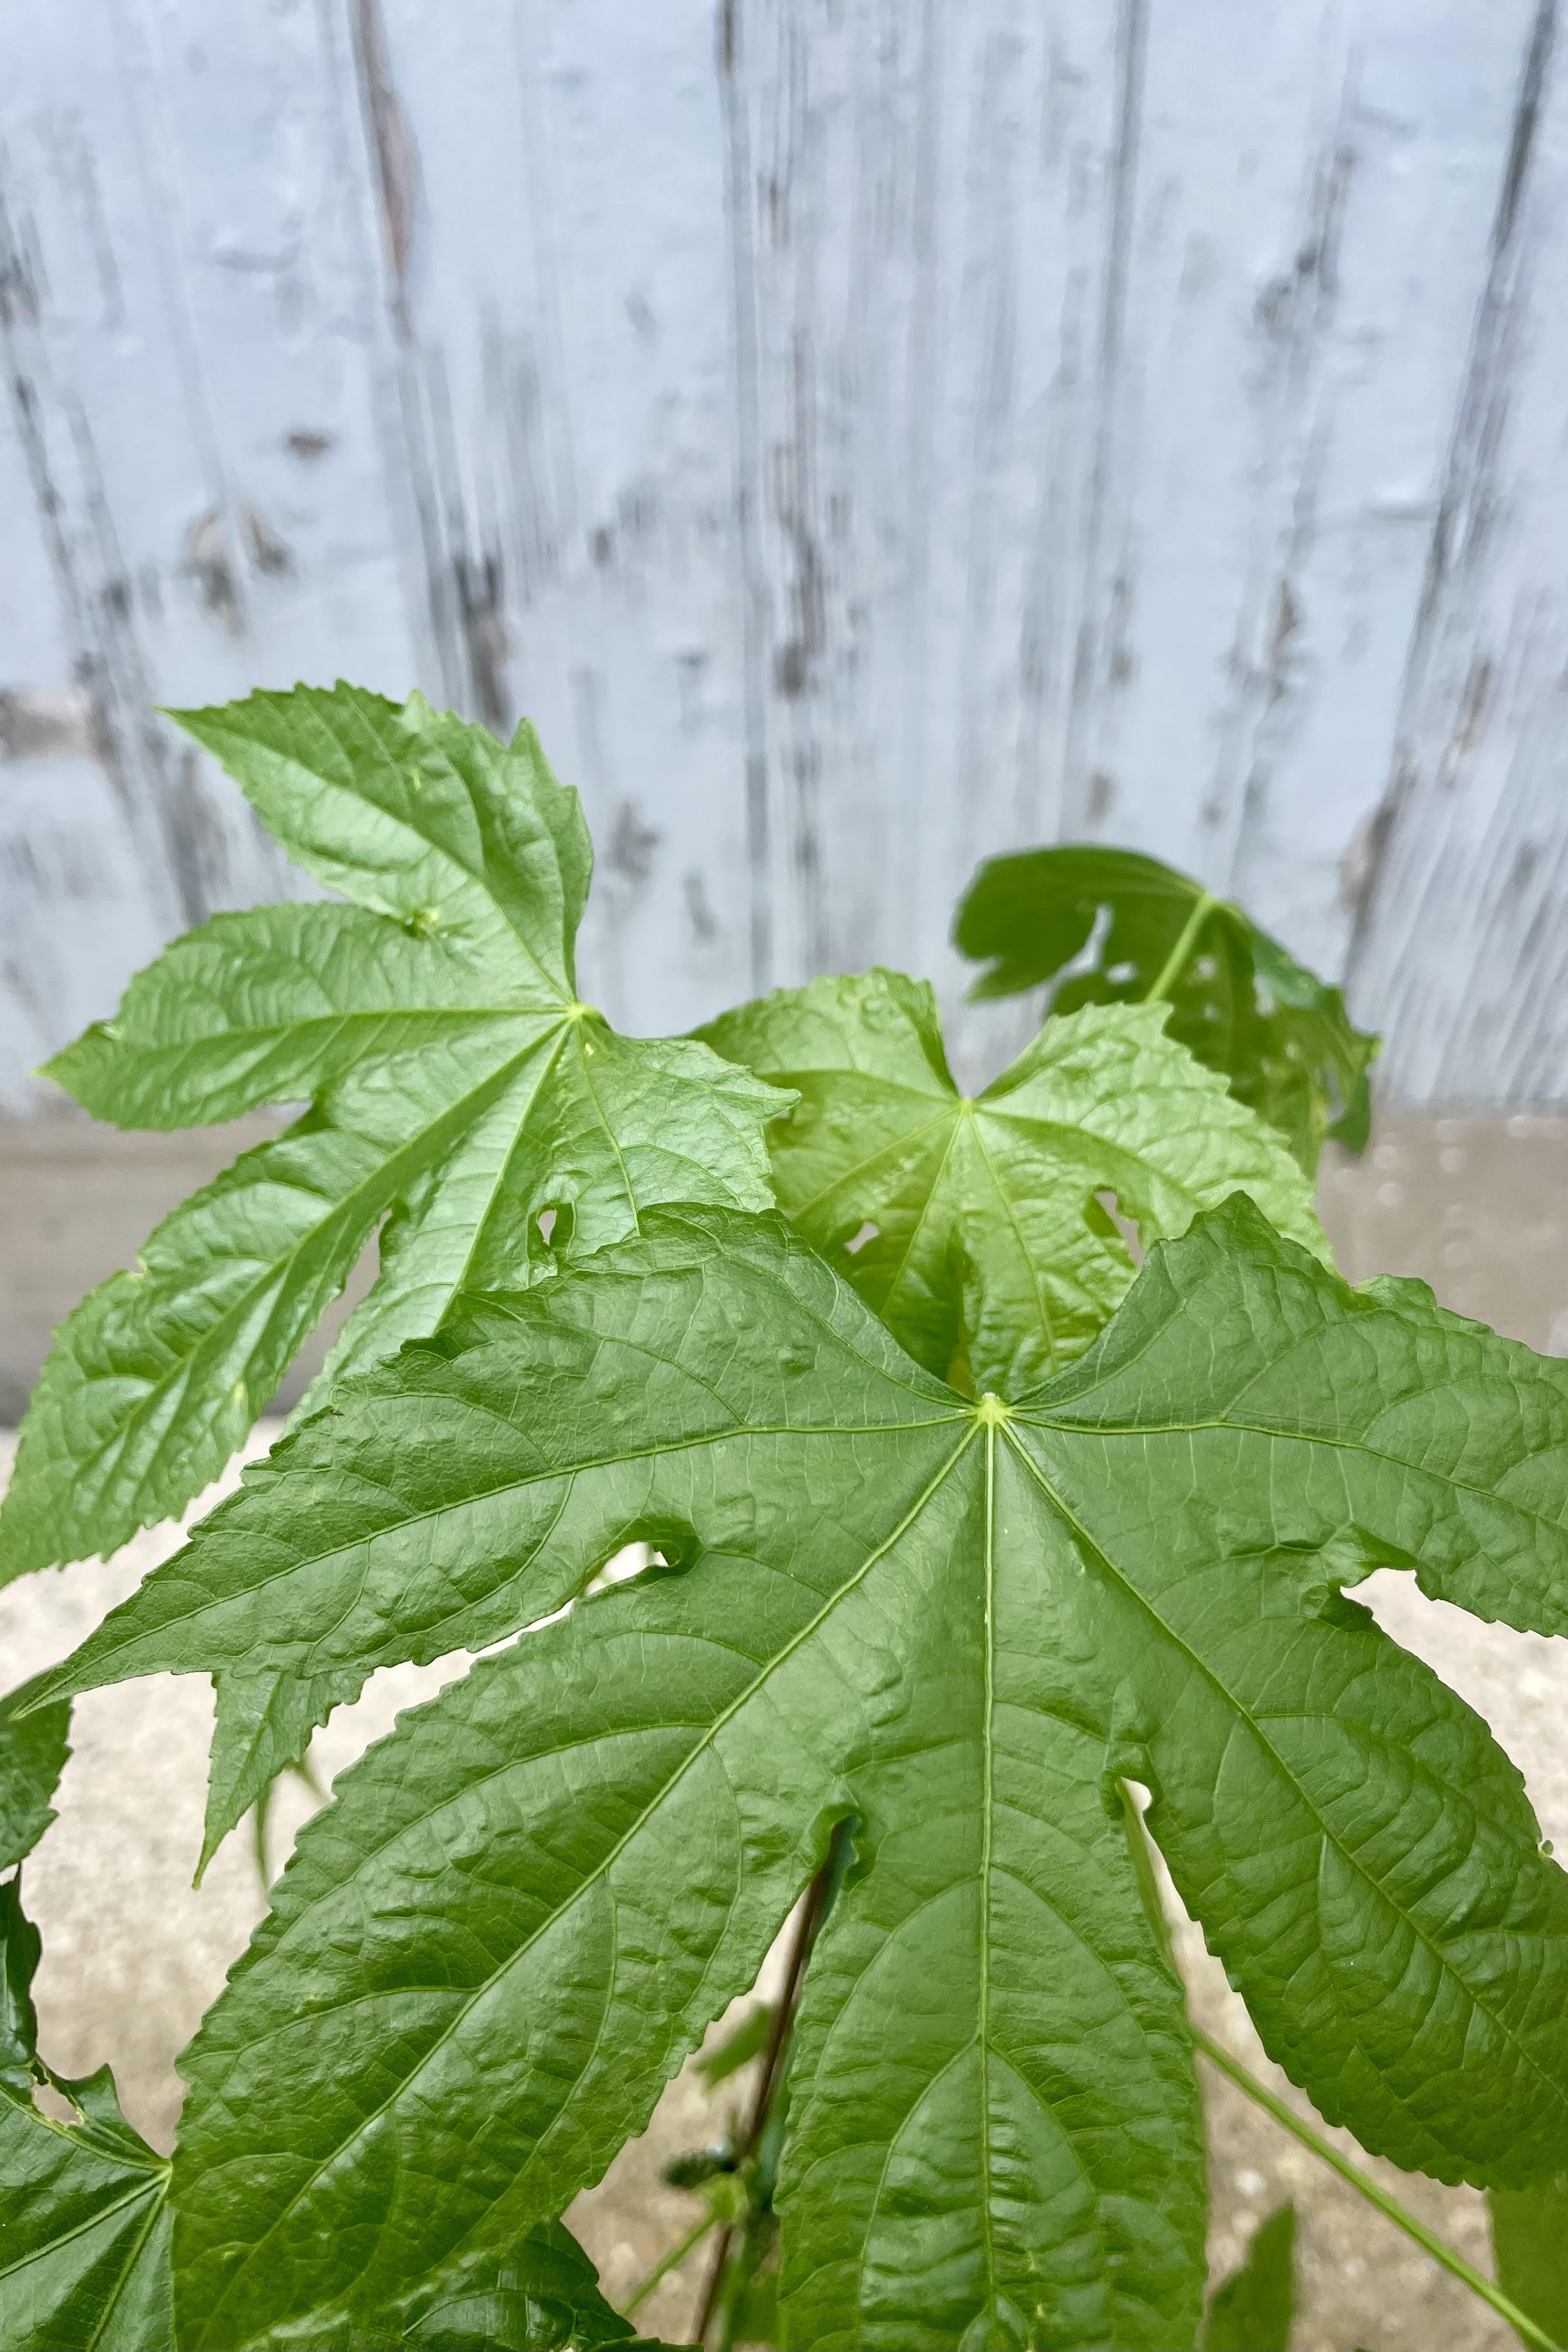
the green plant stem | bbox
[694,1823,849,2346]
[1191,2026,1560,2352]
[622,2210,720,2318]
[1117,1783,1561,2352]
[1144,890,1218,1002]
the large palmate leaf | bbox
[953,844,1379,1171]
[699,973,1323,1393]
[2,685,786,1581]
[46,1205,1568,2350]
[0,1876,172,2351]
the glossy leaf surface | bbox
[699,974,1323,1394]
[2,685,786,1581]
[76,1203,1568,2350]
[0,1877,172,2351]
[953,845,1378,1172]
[0,1678,71,1873]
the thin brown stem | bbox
[693,1824,848,2346]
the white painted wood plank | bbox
[0,0,425,1102]
[2,0,1566,1110]
[1348,0,1568,1100]
[356,0,754,1036]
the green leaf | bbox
[0,1876,172,2351]
[2,685,788,1582]
[1490,2181,1568,2345]
[399,2224,670,2350]
[120,1203,1568,2350]
[1200,2204,1295,2352]
[952,845,1379,1172]
[698,973,1325,1393]
[696,2001,776,2090]
[0,1677,71,1870]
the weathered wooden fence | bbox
[3,0,1566,1108]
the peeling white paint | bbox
[1,0,1564,1109]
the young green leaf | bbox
[1200,2204,1295,2352]
[699,973,1325,1393]
[134,1204,1568,2351]
[0,1677,71,1872]
[399,2224,673,2351]
[1490,2181,1568,2346]
[952,844,1379,1172]
[0,1876,172,2351]
[2,685,788,1583]
[695,2001,776,2090]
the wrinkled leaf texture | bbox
[953,845,1378,1172]
[699,968,1324,1394]
[47,1201,1568,2351]
[0,1676,71,1873]
[2,1757,172,2352]
[1,684,787,1585]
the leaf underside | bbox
[53,1203,1568,2350]
[952,844,1379,1172]
[1,684,787,1587]
[699,970,1326,1395]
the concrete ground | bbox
[4,1107,1568,2348]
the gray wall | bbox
[3,0,1566,1109]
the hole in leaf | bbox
[31,2079,78,2128]
[581,1518,704,1598]
[1106,959,1138,985]
[844,1221,879,1256]
[532,1201,574,1263]
[1094,1189,1144,1264]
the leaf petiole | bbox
[1143,888,1219,1003]
[621,2208,721,2318]
[1118,1784,1562,2352]
[1191,2027,1562,2352]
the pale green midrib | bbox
[0,2173,162,2286]
[867,1113,971,1336]
[1,2072,167,2176]
[1001,1425,1568,2122]
[49,1033,554,1546]
[963,1116,1069,1367]
[194,1425,984,2336]
[789,1101,956,1223]
[218,713,577,1007]
[570,1026,639,1233]
[1023,1411,1568,1549]
[82,2183,168,2352]
[409,1023,574,1345]
[1143,890,1221,1005]
[60,1410,967,1696]
[198,1447,575,1840]
[977,1420,999,2316]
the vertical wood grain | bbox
[2,0,1566,1109]
[1346,0,1568,1099]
